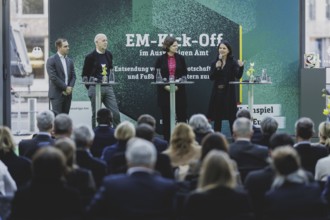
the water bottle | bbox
[156,68,162,82]
[109,69,115,83]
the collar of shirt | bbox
[57,52,66,58]
[127,167,154,175]
[294,141,311,147]
[235,137,251,142]
[96,49,106,54]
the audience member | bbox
[163,123,201,181]
[294,117,328,175]
[87,138,177,219]
[314,121,330,151]
[229,117,268,182]
[137,114,168,152]
[55,137,96,206]
[90,108,116,158]
[53,113,73,139]
[73,124,107,188]
[183,150,254,220]
[0,160,16,196]
[188,113,213,144]
[257,116,278,147]
[0,126,32,189]
[8,147,82,220]
[18,110,55,159]
[236,108,262,144]
[263,146,327,220]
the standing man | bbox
[46,38,76,114]
[82,33,120,128]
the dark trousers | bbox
[50,94,72,114]
[214,118,234,135]
[161,105,187,141]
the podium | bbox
[82,82,118,125]
[151,80,194,134]
[229,81,272,118]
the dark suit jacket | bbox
[263,182,328,220]
[18,134,55,159]
[87,171,177,219]
[183,186,254,220]
[154,53,187,108]
[153,137,168,153]
[46,53,76,99]
[229,140,269,182]
[0,150,32,189]
[295,142,328,175]
[91,125,116,158]
[8,180,82,220]
[75,149,107,188]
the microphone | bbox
[218,53,222,60]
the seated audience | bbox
[137,114,168,152]
[73,124,107,188]
[163,123,201,181]
[294,117,328,175]
[18,110,55,159]
[182,150,254,220]
[0,126,32,189]
[91,108,116,158]
[229,117,268,182]
[314,121,330,152]
[53,113,73,139]
[0,160,16,196]
[8,147,82,220]
[263,146,327,220]
[188,114,213,144]
[236,108,262,144]
[87,138,177,219]
[257,116,278,147]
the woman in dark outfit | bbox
[154,36,188,141]
[207,40,244,134]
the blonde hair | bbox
[169,123,196,157]
[198,150,236,191]
[114,121,136,141]
[0,126,16,153]
[318,121,330,147]
[55,137,77,172]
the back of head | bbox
[0,126,16,153]
[37,110,55,132]
[115,121,136,141]
[32,147,66,181]
[269,132,294,150]
[125,137,157,168]
[233,117,253,138]
[198,150,236,191]
[295,117,314,140]
[201,132,229,161]
[96,108,113,125]
[318,121,330,146]
[54,114,73,136]
[170,123,196,155]
[236,109,252,120]
[135,123,154,142]
[137,114,156,129]
[260,116,278,135]
[73,124,94,148]
[189,114,213,134]
[55,137,76,168]
[271,146,301,176]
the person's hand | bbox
[216,60,222,68]
[237,60,244,67]
[66,86,73,95]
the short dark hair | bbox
[201,132,229,161]
[96,108,113,125]
[295,117,314,139]
[137,114,156,128]
[162,36,177,52]
[269,132,294,150]
[135,124,155,142]
[236,109,251,120]
[217,40,233,59]
[55,38,67,49]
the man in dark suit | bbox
[82,33,120,128]
[46,38,76,114]
[87,138,177,219]
[137,114,168,153]
[73,124,107,188]
[229,117,268,182]
[294,117,328,175]
[19,110,55,159]
[91,108,116,158]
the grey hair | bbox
[73,124,95,147]
[54,114,72,135]
[125,138,157,167]
[189,114,213,134]
[233,117,253,137]
[260,116,278,135]
[37,110,55,132]
[94,33,106,43]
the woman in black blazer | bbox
[154,36,188,141]
[207,40,244,134]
